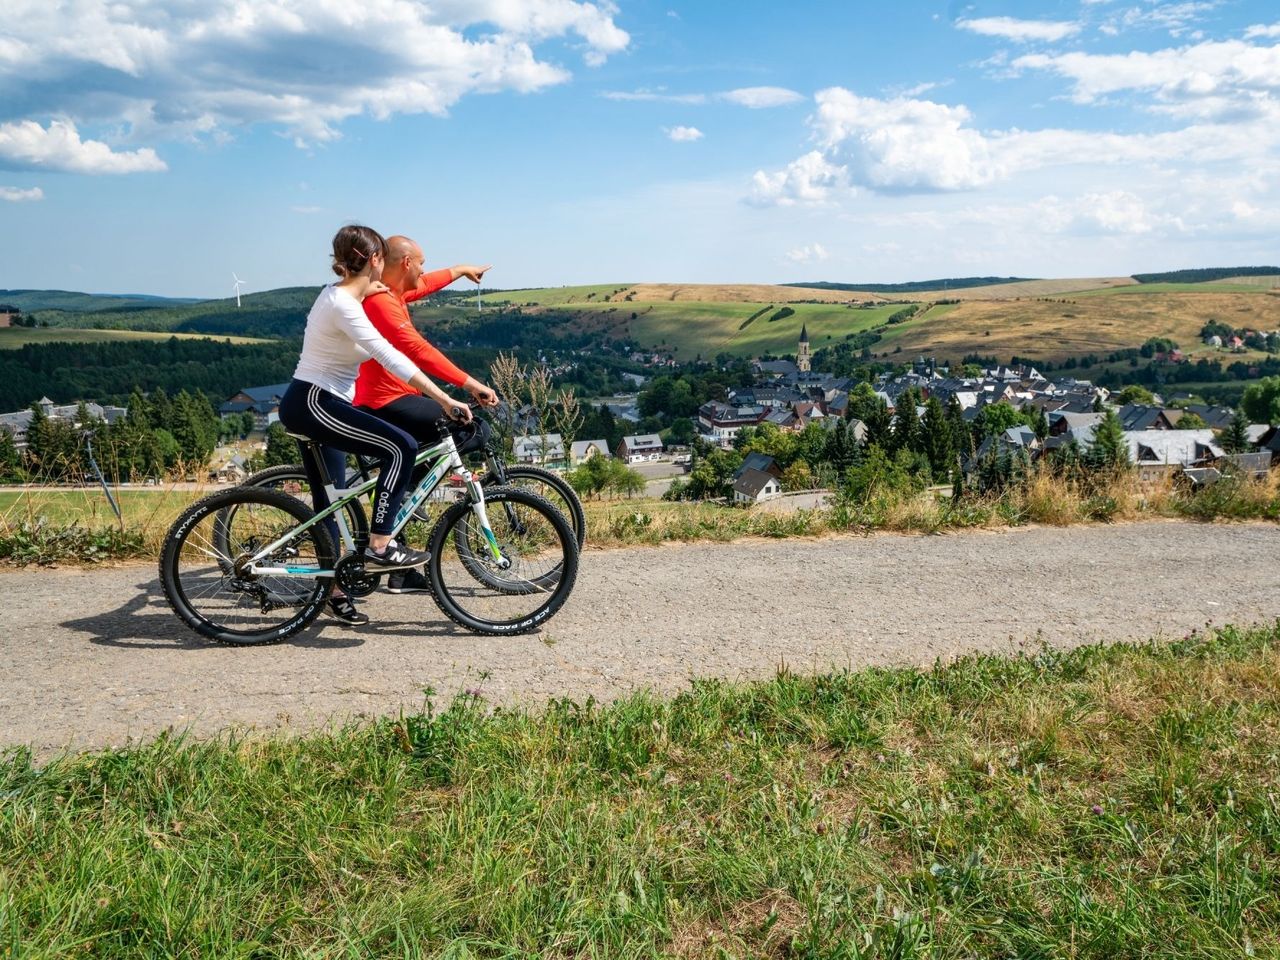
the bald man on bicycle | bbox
[353,235,499,593]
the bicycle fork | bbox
[465,472,512,571]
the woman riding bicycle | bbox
[277,224,471,624]
[353,234,500,594]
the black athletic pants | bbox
[277,379,417,538]
[357,394,492,490]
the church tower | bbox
[797,323,811,373]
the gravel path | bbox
[3,521,1278,756]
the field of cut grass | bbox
[0,327,266,349]
[876,291,1280,364]
[554,301,906,358]
[1078,281,1280,296]
[3,622,1278,956]
[480,283,634,306]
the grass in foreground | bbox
[2,624,1279,957]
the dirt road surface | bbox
[3,521,1277,756]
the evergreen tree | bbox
[890,388,921,454]
[262,423,301,468]
[921,396,954,481]
[24,401,49,470]
[125,387,151,431]
[947,395,975,466]
[864,398,892,450]
[149,387,174,432]
[822,420,857,479]
[1086,409,1131,470]
[0,428,21,482]
[1221,407,1251,454]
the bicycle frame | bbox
[242,432,507,578]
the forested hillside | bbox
[0,338,301,410]
[1133,267,1280,284]
[29,287,319,337]
[783,277,1031,294]
[0,290,200,313]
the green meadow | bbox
[3,623,1278,957]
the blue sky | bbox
[1,0,1278,297]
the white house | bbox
[569,439,610,464]
[617,434,664,463]
[733,467,782,504]
[1124,429,1223,482]
[513,433,566,464]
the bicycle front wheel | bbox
[426,486,578,635]
[160,487,336,646]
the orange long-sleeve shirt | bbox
[353,268,469,409]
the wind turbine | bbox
[232,273,247,308]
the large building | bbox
[697,401,766,445]
[0,396,128,451]
[219,383,290,430]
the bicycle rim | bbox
[161,488,334,645]
[428,487,578,635]
[483,465,586,547]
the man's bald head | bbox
[382,235,425,294]
[386,235,422,265]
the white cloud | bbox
[0,0,629,150]
[957,16,1082,42]
[810,89,999,191]
[666,125,703,142]
[719,86,805,108]
[603,89,708,104]
[605,86,804,108]
[1099,3,1218,38]
[1244,23,1280,40]
[0,120,166,173]
[1012,37,1280,120]
[0,185,42,201]
[749,150,847,206]
[1051,190,1161,234]
[750,69,1280,207]
[290,204,322,214]
[785,243,829,262]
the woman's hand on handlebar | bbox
[447,401,474,424]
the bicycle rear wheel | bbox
[481,464,587,547]
[221,463,368,554]
[160,487,336,646]
[426,486,578,635]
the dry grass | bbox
[880,290,1280,362]
[618,283,882,304]
[615,278,1139,305]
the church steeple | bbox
[797,323,811,374]
[799,323,809,343]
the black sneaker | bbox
[363,538,430,571]
[326,595,369,626]
[385,567,432,594]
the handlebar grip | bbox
[451,406,463,418]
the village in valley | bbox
[8,319,1259,508]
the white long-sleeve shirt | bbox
[292,284,420,401]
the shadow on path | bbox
[57,580,482,650]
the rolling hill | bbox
[0,289,202,313]
[421,277,1280,364]
[11,271,1280,368]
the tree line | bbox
[7,387,231,483]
